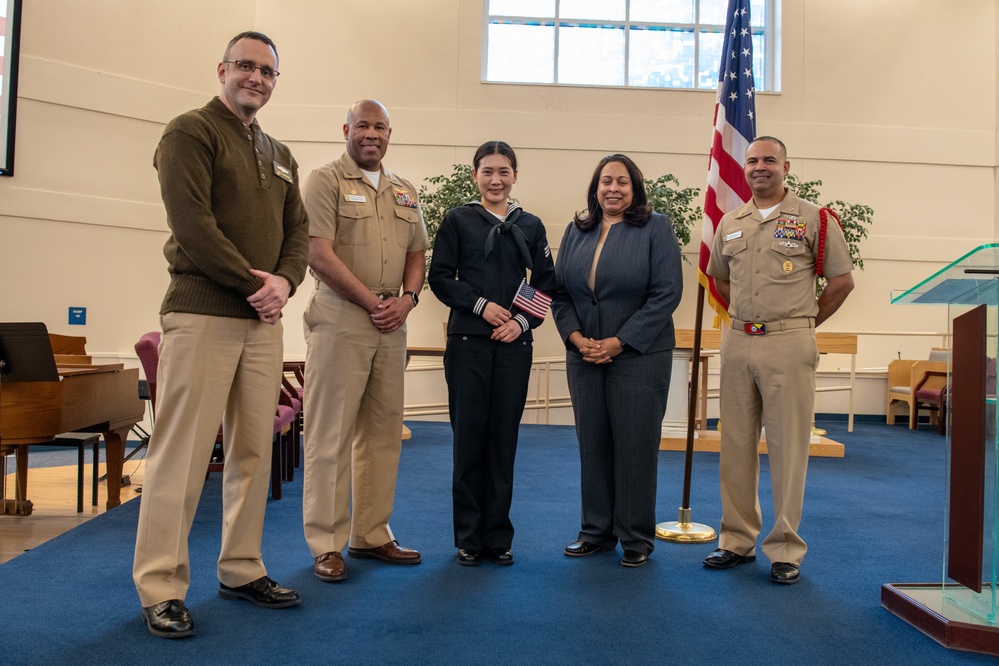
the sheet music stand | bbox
[882,244,999,655]
[0,322,58,383]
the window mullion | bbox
[693,0,700,89]
[553,0,560,84]
[623,1,630,87]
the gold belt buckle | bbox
[375,291,395,300]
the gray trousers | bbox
[566,350,672,554]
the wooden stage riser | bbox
[661,431,845,458]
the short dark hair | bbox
[472,140,517,172]
[749,135,787,160]
[223,31,279,65]
[573,153,651,231]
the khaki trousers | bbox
[302,286,406,556]
[132,312,283,607]
[717,327,818,566]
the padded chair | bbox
[134,332,161,413]
[293,364,305,469]
[277,378,301,482]
[272,388,298,500]
[134,332,287,499]
[913,370,948,435]
[886,349,950,429]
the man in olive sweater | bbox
[132,31,309,639]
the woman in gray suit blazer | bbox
[552,154,683,567]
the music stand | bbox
[0,322,58,383]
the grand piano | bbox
[0,323,145,514]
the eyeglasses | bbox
[223,60,280,80]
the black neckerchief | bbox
[471,201,533,269]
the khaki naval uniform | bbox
[707,191,852,566]
[301,152,429,556]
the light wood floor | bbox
[0,460,144,565]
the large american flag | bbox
[698,0,757,320]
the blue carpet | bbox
[0,420,993,664]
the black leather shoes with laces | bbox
[141,599,195,638]
[218,576,301,608]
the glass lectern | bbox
[882,243,999,655]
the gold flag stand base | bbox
[655,507,716,543]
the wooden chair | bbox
[886,349,950,429]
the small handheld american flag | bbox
[511,279,552,319]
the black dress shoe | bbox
[141,599,194,638]
[488,548,514,565]
[770,562,800,584]
[621,550,648,568]
[218,576,301,608]
[703,548,756,569]
[457,548,481,566]
[348,540,422,565]
[564,540,608,557]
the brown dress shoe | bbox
[314,551,347,582]
[347,540,422,565]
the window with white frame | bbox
[484,0,777,91]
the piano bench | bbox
[36,434,101,513]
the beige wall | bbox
[1,0,995,408]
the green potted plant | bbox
[785,174,873,292]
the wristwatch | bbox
[403,290,419,306]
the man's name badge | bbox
[724,230,743,241]
[345,194,367,203]
[783,260,793,273]
[273,162,293,184]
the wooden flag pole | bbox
[655,283,717,543]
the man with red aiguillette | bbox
[703,136,854,585]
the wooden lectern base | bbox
[882,583,999,656]
[659,429,845,457]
